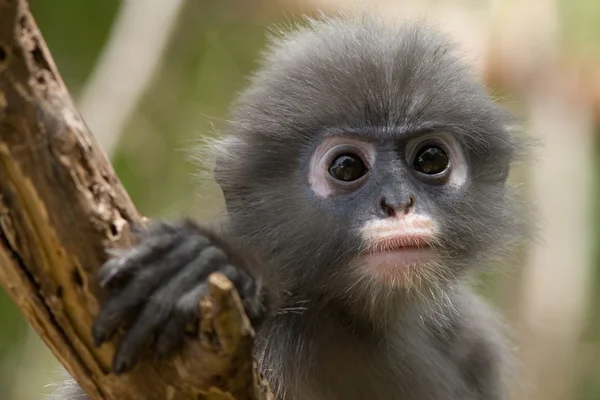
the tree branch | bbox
[0,1,270,399]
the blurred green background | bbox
[0,0,599,399]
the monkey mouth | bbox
[364,234,433,252]
[360,235,434,267]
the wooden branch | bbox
[0,1,271,399]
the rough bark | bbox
[0,1,271,399]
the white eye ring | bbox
[309,136,375,198]
[406,133,467,188]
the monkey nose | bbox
[379,195,415,218]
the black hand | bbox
[92,219,266,374]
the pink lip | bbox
[361,235,433,266]
[363,234,433,253]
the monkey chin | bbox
[359,248,436,289]
[362,249,433,268]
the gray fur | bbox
[44,374,89,400]
[51,12,525,400]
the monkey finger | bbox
[152,262,255,360]
[217,264,263,323]
[99,233,181,288]
[138,219,207,243]
[153,283,208,360]
[142,219,200,238]
[137,220,183,237]
[100,220,205,288]
[92,236,207,347]
[111,246,227,373]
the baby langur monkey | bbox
[51,12,527,400]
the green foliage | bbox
[30,0,121,92]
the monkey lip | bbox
[364,234,433,253]
[360,235,434,266]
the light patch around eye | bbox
[408,133,468,189]
[445,139,467,189]
[308,136,375,198]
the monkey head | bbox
[214,16,523,313]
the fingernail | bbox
[113,358,128,375]
[92,329,105,347]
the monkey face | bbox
[214,19,523,303]
[305,130,474,290]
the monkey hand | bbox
[91,219,265,374]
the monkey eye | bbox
[413,145,449,175]
[328,153,368,182]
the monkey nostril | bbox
[380,195,415,218]
[404,195,415,215]
[380,198,397,218]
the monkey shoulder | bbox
[435,289,514,399]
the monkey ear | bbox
[488,122,532,184]
[503,121,535,169]
[212,135,248,202]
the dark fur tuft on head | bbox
[214,13,523,196]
